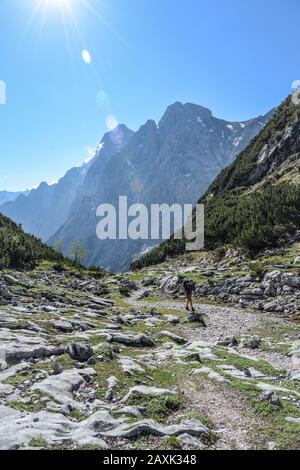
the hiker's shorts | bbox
[185,291,192,300]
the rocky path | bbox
[126,288,299,449]
[0,266,299,450]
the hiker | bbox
[183,279,196,312]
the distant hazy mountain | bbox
[0,190,29,206]
[49,102,273,271]
[0,168,87,242]
[0,125,133,241]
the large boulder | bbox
[264,270,282,283]
[160,275,180,293]
[263,283,276,297]
[52,320,74,333]
[282,274,300,288]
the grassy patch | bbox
[127,393,182,422]
[9,399,44,413]
[165,436,182,449]
[111,296,132,310]
[69,410,89,421]
[29,436,49,448]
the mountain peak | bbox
[159,101,212,129]
[101,124,133,146]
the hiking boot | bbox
[186,306,190,311]
[191,307,195,312]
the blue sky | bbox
[0,0,299,191]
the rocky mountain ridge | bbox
[49,102,272,271]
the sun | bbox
[41,0,71,8]
[25,0,125,62]
[46,0,70,4]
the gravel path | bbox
[128,290,296,370]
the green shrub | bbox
[250,261,265,277]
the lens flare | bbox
[82,49,92,64]
[106,115,119,131]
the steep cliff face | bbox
[207,96,299,196]
[50,102,272,271]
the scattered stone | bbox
[66,342,93,362]
[53,363,63,375]
[285,416,300,424]
[187,311,207,326]
[142,278,156,287]
[52,320,74,333]
[117,279,138,290]
[107,332,154,348]
[158,331,187,345]
[192,366,229,383]
[3,275,22,286]
[105,376,118,402]
[186,341,217,360]
[87,357,96,366]
[177,432,206,449]
[241,336,261,350]
[260,390,282,407]
[119,357,145,375]
[121,386,176,403]
[164,315,180,324]
[150,308,161,316]
[139,291,150,299]
[216,336,238,347]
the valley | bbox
[1,0,299,456]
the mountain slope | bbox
[50,102,272,271]
[133,95,300,269]
[0,125,133,241]
[0,213,61,269]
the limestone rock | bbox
[107,332,154,348]
[121,385,176,403]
